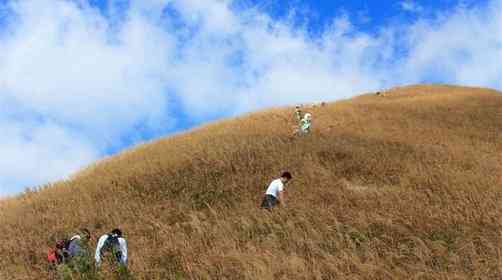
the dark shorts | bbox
[261,194,278,209]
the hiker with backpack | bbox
[68,228,91,258]
[95,228,128,267]
[65,228,95,276]
[293,106,312,135]
[47,228,92,272]
[261,172,292,209]
[47,239,70,267]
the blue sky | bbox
[0,0,501,196]
[236,0,485,32]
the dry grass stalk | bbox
[1,85,502,279]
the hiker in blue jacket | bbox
[68,228,91,258]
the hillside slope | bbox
[1,85,502,279]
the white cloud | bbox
[0,0,502,196]
[400,0,423,13]
[0,0,174,195]
[167,3,387,116]
[401,0,502,87]
[0,119,98,196]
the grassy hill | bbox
[1,84,502,279]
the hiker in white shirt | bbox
[261,172,292,209]
[95,228,128,267]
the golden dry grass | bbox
[2,84,502,279]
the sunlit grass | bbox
[1,85,502,279]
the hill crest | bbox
[1,84,502,279]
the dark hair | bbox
[111,228,122,237]
[281,171,292,180]
[81,228,91,238]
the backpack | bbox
[47,249,58,264]
[100,234,122,263]
[47,239,71,264]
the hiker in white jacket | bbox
[95,228,128,267]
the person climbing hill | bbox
[293,105,312,135]
[68,228,91,258]
[294,105,302,121]
[47,239,70,267]
[95,228,128,268]
[261,172,292,209]
[47,228,92,273]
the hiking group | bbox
[48,170,292,268]
[47,105,311,275]
[47,228,92,265]
[48,228,128,275]
[293,105,312,135]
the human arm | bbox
[94,235,107,266]
[278,190,286,208]
[119,238,128,265]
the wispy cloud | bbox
[0,0,501,196]
[0,0,174,195]
[400,0,424,13]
